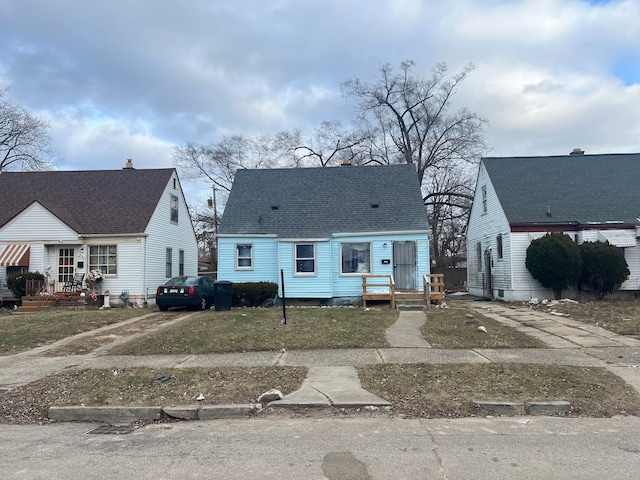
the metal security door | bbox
[393,241,416,290]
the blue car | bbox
[156,276,215,311]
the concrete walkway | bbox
[3,303,640,420]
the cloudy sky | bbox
[1,0,639,202]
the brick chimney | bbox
[569,148,584,156]
[124,159,134,169]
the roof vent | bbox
[271,205,279,210]
[569,148,584,156]
[371,203,379,209]
[124,159,134,169]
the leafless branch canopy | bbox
[0,88,57,173]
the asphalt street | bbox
[1,416,639,479]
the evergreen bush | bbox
[232,281,278,307]
[525,233,582,299]
[580,241,630,299]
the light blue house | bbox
[217,163,431,303]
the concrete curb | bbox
[473,400,571,417]
[48,404,262,423]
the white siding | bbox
[466,162,511,298]
[144,172,198,303]
[0,203,78,242]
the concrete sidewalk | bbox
[3,304,640,423]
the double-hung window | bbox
[166,248,172,277]
[295,243,315,274]
[341,242,371,274]
[236,244,253,269]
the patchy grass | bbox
[536,298,640,336]
[423,303,546,349]
[109,307,398,355]
[0,366,307,424]
[43,313,180,356]
[0,308,155,355]
[359,363,640,418]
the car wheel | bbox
[199,296,208,310]
[158,305,169,312]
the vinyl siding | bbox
[278,241,332,298]
[218,232,429,299]
[466,163,511,297]
[217,236,278,283]
[332,233,430,298]
[0,203,78,242]
[145,173,198,301]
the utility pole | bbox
[210,185,219,273]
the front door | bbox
[58,247,75,284]
[393,241,416,290]
[484,249,493,298]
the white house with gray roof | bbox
[467,151,640,301]
[217,164,431,302]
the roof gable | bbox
[481,153,640,225]
[0,168,176,234]
[219,164,429,237]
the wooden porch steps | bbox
[15,296,57,314]
[362,274,446,310]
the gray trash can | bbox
[213,280,233,311]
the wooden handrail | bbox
[362,275,395,309]
[423,273,445,307]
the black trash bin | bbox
[213,280,233,311]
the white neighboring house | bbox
[0,161,198,305]
[467,150,640,301]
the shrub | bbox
[6,272,45,298]
[580,241,630,299]
[232,281,278,307]
[525,233,582,299]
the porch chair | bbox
[62,273,85,295]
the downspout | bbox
[142,236,147,306]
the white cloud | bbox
[0,0,638,187]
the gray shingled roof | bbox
[482,153,640,225]
[219,164,429,237]
[0,168,175,234]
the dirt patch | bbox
[43,313,183,356]
[0,366,307,424]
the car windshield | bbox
[164,277,199,286]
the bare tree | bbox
[0,88,57,172]
[173,134,280,193]
[342,61,487,265]
[279,120,369,167]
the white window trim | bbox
[235,243,253,270]
[88,244,118,276]
[170,194,179,224]
[340,242,372,275]
[294,242,316,276]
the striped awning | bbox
[0,244,30,267]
